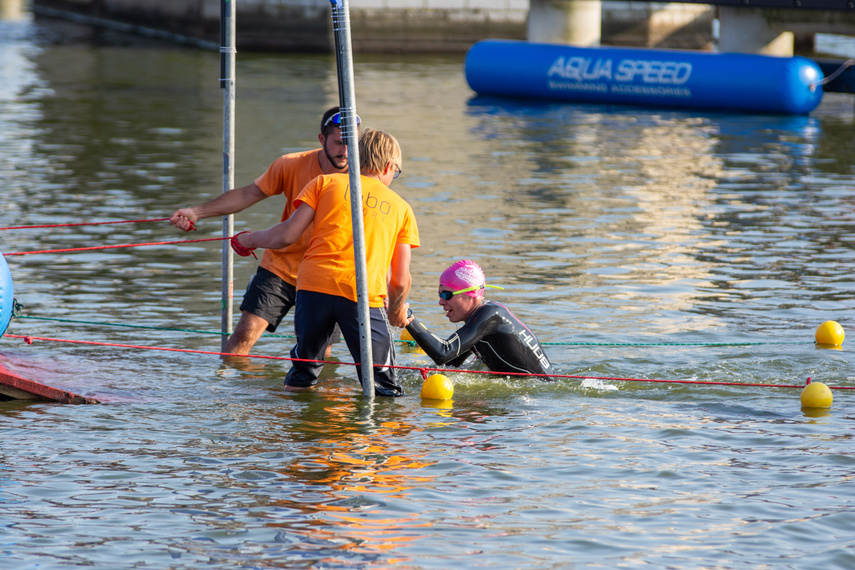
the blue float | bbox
[0,253,13,337]
[465,40,824,114]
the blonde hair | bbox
[358,128,401,175]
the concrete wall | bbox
[31,0,855,54]
[34,0,529,52]
[33,0,721,53]
[602,2,714,49]
[348,0,529,53]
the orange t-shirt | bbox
[294,173,420,307]
[254,149,325,285]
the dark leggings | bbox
[285,290,402,397]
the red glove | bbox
[231,231,258,259]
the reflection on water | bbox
[181,390,443,562]
[2,12,855,569]
[456,96,854,339]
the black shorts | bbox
[239,267,297,333]
[239,268,341,344]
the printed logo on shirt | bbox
[342,185,393,217]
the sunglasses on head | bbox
[323,112,361,129]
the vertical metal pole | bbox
[220,0,236,351]
[330,0,374,398]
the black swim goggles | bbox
[438,283,504,300]
[438,285,484,301]
[323,112,361,129]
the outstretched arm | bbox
[236,202,316,251]
[170,183,268,231]
[406,314,480,368]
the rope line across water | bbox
[16,315,230,336]
[6,334,852,391]
[542,341,813,347]
[12,316,810,348]
[0,217,170,231]
[12,315,417,344]
[0,226,827,349]
[3,237,228,256]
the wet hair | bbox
[358,128,401,176]
[320,106,341,137]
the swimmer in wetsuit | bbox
[405,259,555,379]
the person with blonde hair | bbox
[232,128,419,396]
[405,259,554,379]
[170,107,355,356]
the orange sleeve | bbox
[254,156,288,197]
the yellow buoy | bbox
[421,399,454,411]
[400,328,415,342]
[815,321,844,346]
[800,379,833,409]
[421,374,454,400]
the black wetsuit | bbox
[406,300,555,380]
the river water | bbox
[2,11,855,569]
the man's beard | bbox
[324,146,347,170]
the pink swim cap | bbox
[439,260,485,297]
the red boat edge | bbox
[0,361,99,404]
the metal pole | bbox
[330,0,374,398]
[220,0,236,351]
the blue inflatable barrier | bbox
[0,253,13,337]
[465,40,824,114]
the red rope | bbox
[3,237,228,256]
[0,217,170,231]
[6,334,298,361]
[390,363,855,389]
[7,334,853,391]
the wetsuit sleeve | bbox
[405,316,474,368]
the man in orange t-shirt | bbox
[169,107,357,355]
[233,128,419,396]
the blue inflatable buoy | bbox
[465,40,824,114]
[0,253,13,337]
